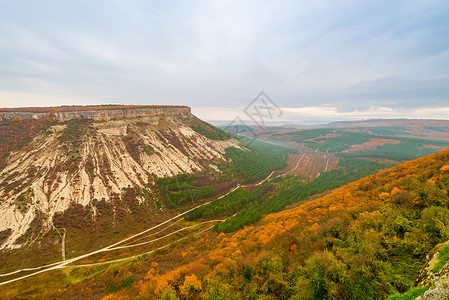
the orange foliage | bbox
[440,165,449,172]
[390,187,401,195]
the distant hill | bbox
[325,118,449,128]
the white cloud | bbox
[0,1,448,111]
[194,105,449,124]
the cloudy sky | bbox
[1,0,448,123]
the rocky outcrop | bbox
[53,106,191,122]
[415,242,449,300]
[0,111,48,121]
[0,106,191,122]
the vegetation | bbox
[122,148,449,299]
[0,116,53,169]
[338,136,449,161]
[214,206,263,233]
[10,147,449,299]
[387,287,429,300]
[210,158,395,233]
[185,189,261,221]
[225,138,297,183]
[306,131,375,152]
[190,118,231,140]
[277,128,334,139]
[369,126,415,137]
[5,119,449,299]
[432,244,449,273]
[157,174,222,209]
[424,126,449,133]
[59,119,93,148]
[121,135,155,164]
[257,126,449,167]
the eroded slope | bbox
[0,115,239,250]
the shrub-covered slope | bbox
[104,148,449,299]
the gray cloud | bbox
[0,0,448,119]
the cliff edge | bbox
[0,105,191,122]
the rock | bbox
[419,286,449,299]
[0,105,191,122]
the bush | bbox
[388,287,428,300]
[121,273,135,288]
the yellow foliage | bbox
[180,274,202,297]
[379,192,390,201]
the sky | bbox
[0,0,448,124]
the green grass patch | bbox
[388,287,428,300]
[64,266,108,285]
[432,244,449,273]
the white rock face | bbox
[0,115,239,249]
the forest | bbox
[337,136,449,161]
[13,144,449,299]
[157,174,218,209]
[204,158,395,233]
[224,138,297,183]
[156,139,296,210]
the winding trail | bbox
[0,199,220,286]
[68,224,218,269]
[0,179,250,286]
[275,154,305,179]
[107,219,223,251]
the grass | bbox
[63,266,108,285]
[388,287,429,300]
[432,244,449,273]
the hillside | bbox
[0,105,246,269]
[109,148,449,300]
[2,138,449,298]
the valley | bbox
[1,109,449,299]
[3,1,449,298]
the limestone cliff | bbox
[0,105,191,122]
[0,106,239,250]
